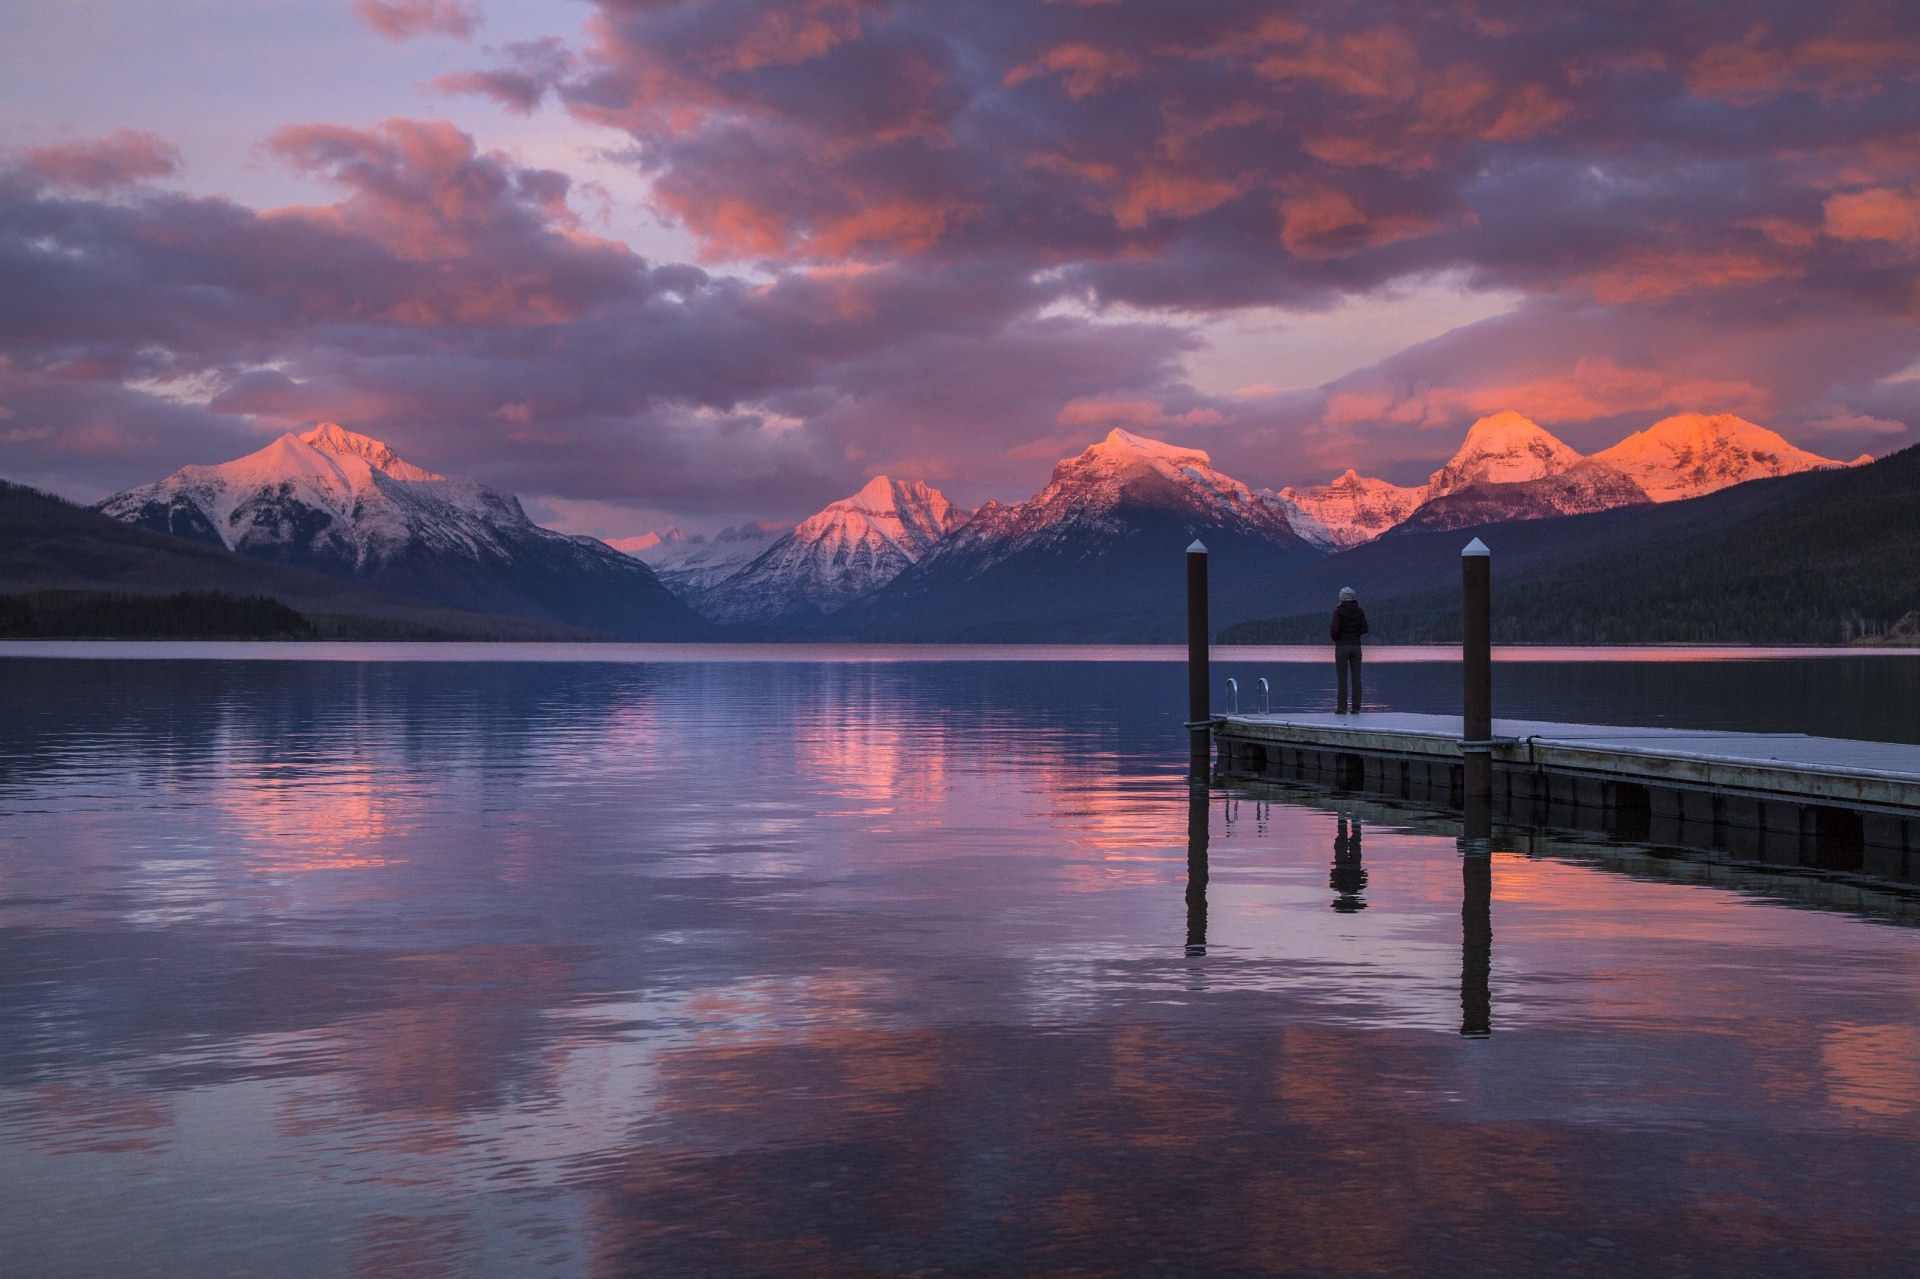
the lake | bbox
[3,646,1920,1277]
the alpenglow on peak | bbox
[298,423,444,482]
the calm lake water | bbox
[4,647,1920,1277]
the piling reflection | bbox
[1186,781,1209,955]
[1461,855,1493,1039]
[1461,785,1494,1038]
[1330,813,1367,912]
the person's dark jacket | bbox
[1330,600,1369,644]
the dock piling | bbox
[1461,538,1493,834]
[1187,540,1210,774]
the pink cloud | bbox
[1824,188,1920,248]
[18,130,181,192]
[352,0,479,41]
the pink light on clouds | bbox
[18,130,181,191]
[3,0,1920,526]
[352,0,481,42]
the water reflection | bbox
[1185,781,1208,956]
[4,657,1920,1277]
[1461,854,1493,1040]
[1330,813,1367,912]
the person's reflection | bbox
[1330,813,1367,912]
[1460,852,1492,1038]
[1185,781,1209,956]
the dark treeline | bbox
[0,591,314,639]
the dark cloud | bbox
[0,119,1199,511]
[552,1,1920,307]
[8,3,1920,523]
[432,39,577,115]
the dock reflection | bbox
[1190,782,1495,1035]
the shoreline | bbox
[3,639,1918,662]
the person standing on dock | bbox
[1330,587,1368,714]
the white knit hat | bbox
[1339,586,1356,601]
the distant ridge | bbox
[621,521,791,600]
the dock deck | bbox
[1212,711,1920,873]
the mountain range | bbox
[1282,410,1865,541]
[604,411,1863,637]
[31,407,1887,642]
[1215,438,1920,646]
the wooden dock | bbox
[1212,711,1920,877]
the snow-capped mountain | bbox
[695,476,968,623]
[1591,413,1862,502]
[1279,469,1428,549]
[97,424,708,639]
[1424,410,1587,496]
[850,429,1320,640]
[933,429,1303,564]
[617,521,790,599]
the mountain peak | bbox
[1082,428,1212,469]
[692,477,969,622]
[1427,411,1583,496]
[1279,468,1427,548]
[298,423,443,482]
[798,476,966,548]
[834,475,916,515]
[1591,412,1851,502]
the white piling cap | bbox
[1187,540,1208,554]
[1461,537,1490,557]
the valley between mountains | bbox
[3,411,1908,643]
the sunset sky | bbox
[5,0,1920,537]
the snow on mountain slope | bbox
[697,477,968,623]
[97,424,707,638]
[1425,411,1585,496]
[1279,469,1428,549]
[1591,413,1859,502]
[1394,458,1651,532]
[620,521,790,600]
